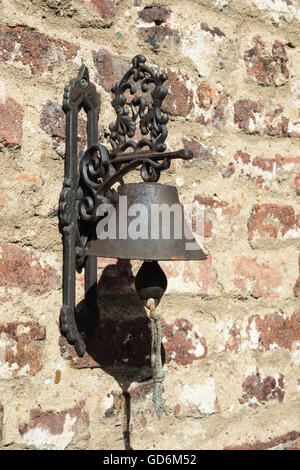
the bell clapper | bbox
[146,297,165,419]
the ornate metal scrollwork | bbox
[108,54,170,183]
[109,54,168,155]
[77,55,192,203]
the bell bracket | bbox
[59,55,193,356]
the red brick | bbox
[248,204,299,242]
[0,26,79,74]
[0,98,23,148]
[182,139,217,165]
[225,430,300,450]
[161,318,207,365]
[194,88,230,127]
[0,243,60,295]
[234,98,300,137]
[193,196,241,239]
[60,314,207,368]
[234,256,282,298]
[294,254,300,296]
[138,4,171,24]
[163,70,193,117]
[93,49,131,92]
[19,401,90,449]
[162,257,217,294]
[239,372,285,408]
[234,98,263,132]
[138,25,180,51]
[39,101,87,149]
[86,0,115,22]
[244,36,289,86]
[196,83,216,110]
[0,321,45,376]
[247,312,300,351]
[234,151,300,190]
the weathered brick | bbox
[244,36,289,86]
[0,97,24,148]
[0,321,45,378]
[239,372,285,408]
[60,314,207,368]
[0,243,60,295]
[161,258,217,295]
[182,139,217,165]
[234,98,263,132]
[195,82,216,123]
[184,84,230,127]
[247,204,300,246]
[138,4,171,24]
[246,312,300,351]
[234,97,300,137]
[40,100,87,150]
[137,6,178,51]
[193,196,241,239]
[234,256,283,298]
[138,25,180,51]
[212,92,229,128]
[163,70,193,117]
[178,19,235,78]
[19,401,90,450]
[215,311,300,354]
[93,49,131,92]
[200,22,225,38]
[0,26,79,74]
[79,0,115,23]
[234,151,300,190]
[104,374,219,429]
[0,166,38,217]
[225,430,300,450]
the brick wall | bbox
[0,0,299,450]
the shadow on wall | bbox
[71,260,166,450]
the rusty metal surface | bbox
[86,182,207,261]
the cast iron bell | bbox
[86,181,206,306]
[86,182,206,261]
